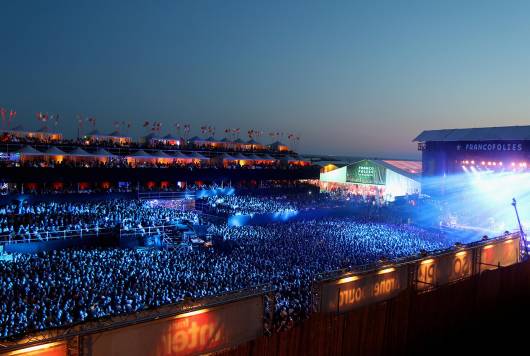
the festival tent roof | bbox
[187,152,209,160]
[171,151,192,159]
[107,131,130,138]
[375,160,422,179]
[188,136,203,142]
[205,136,217,142]
[220,153,238,161]
[162,134,178,140]
[16,145,42,155]
[233,138,245,144]
[127,149,154,158]
[246,139,261,145]
[231,152,248,160]
[144,132,159,140]
[36,127,58,133]
[43,146,67,156]
[260,154,277,161]
[67,147,91,156]
[270,141,287,146]
[246,154,266,160]
[92,148,115,157]
[220,138,231,142]
[152,150,171,158]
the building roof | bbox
[413,125,530,142]
[378,160,422,177]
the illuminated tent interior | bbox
[319,159,422,201]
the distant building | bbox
[414,125,530,196]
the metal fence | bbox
[0,227,114,245]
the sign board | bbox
[479,236,520,272]
[1,342,67,356]
[346,160,386,185]
[84,295,263,356]
[320,266,407,313]
[415,249,473,291]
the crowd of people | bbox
[0,198,449,338]
[0,200,200,243]
[200,192,352,216]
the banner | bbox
[1,342,67,356]
[84,295,263,356]
[320,265,407,313]
[415,249,474,291]
[346,160,386,185]
[479,235,520,272]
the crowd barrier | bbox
[314,232,520,314]
[0,232,522,356]
[0,286,269,356]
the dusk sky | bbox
[3,1,530,158]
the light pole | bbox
[512,198,528,258]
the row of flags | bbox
[0,107,302,143]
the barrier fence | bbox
[0,227,114,245]
[314,232,520,314]
[0,232,522,356]
[0,286,270,356]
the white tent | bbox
[43,146,67,156]
[16,145,42,156]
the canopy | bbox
[231,152,248,160]
[16,145,42,156]
[92,148,115,157]
[67,147,91,156]
[152,150,171,158]
[43,146,67,156]
[162,134,178,140]
[261,154,277,161]
[127,149,154,158]
[172,151,192,159]
[144,133,159,140]
[246,154,265,160]
[220,153,237,161]
[187,152,209,160]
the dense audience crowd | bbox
[0,200,448,338]
[0,200,199,243]
[201,192,351,215]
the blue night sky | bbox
[2,0,530,158]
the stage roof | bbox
[414,125,530,142]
